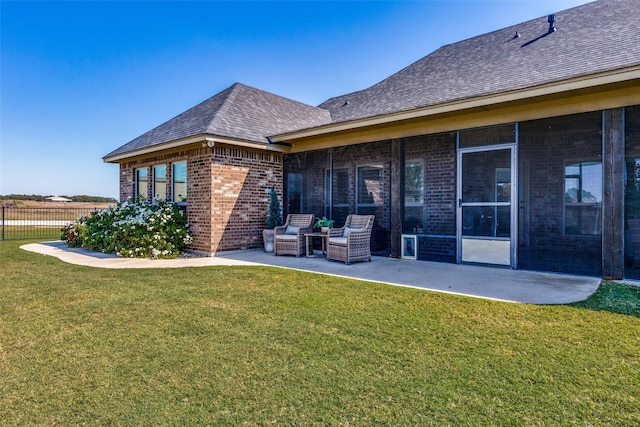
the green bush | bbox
[61,198,192,258]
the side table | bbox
[304,232,328,258]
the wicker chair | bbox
[274,214,315,257]
[327,215,375,264]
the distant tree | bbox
[0,194,116,203]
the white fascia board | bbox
[271,66,640,142]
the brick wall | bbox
[117,144,282,255]
[210,145,282,253]
[285,141,393,255]
[187,148,213,253]
[405,132,457,260]
[119,165,134,202]
[284,135,458,258]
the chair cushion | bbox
[329,237,348,246]
[343,227,364,237]
[285,225,300,235]
[276,234,298,241]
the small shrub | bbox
[61,218,87,248]
[266,187,282,229]
[62,198,192,259]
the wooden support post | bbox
[390,139,404,258]
[602,108,624,279]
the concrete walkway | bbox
[21,241,601,305]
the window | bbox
[405,160,424,205]
[153,165,167,201]
[404,160,424,233]
[357,165,384,211]
[172,161,187,204]
[135,168,148,200]
[564,161,602,235]
[325,168,349,222]
[287,173,302,214]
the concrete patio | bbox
[22,241,602,305]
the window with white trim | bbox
[172,161,187,204]
[135,168,148,201]
[153,165,167,201]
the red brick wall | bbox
[117,145,282,255]
[119,165,134,202]
[210,145,282,253]
[187,148,213,253]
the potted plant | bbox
[263,187,283,252]
[314,216,334,234]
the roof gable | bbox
[105,83,331,159]
[319,0,640,123]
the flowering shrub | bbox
[61,198,192,259]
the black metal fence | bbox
[1,207,99,241]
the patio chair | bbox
[327,215,375,264]
[274,214,315,257]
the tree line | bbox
[0,194,117,203]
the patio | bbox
[22,241,601,304]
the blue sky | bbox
[1,0,593,199]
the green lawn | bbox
[1,225,62,241]
[1,240,639,426]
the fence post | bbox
[1,206,4,241]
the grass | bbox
[1,240,639,426]
[1,225,63,240]
[570,280,640,317]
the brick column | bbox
[187,148,213,254]
[119,164,134,202]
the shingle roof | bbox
[318,0,640,123]
[105,83,331,158]
[107,0,640,159]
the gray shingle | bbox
[319,0,640,123]
[105,83,331,158]
[107,0,639,158]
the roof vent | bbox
[548,14,556,33]
[513,31,521,39]
[342,99,350,107]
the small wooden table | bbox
[304,232,328,258]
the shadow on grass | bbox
[568,281,640,318]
